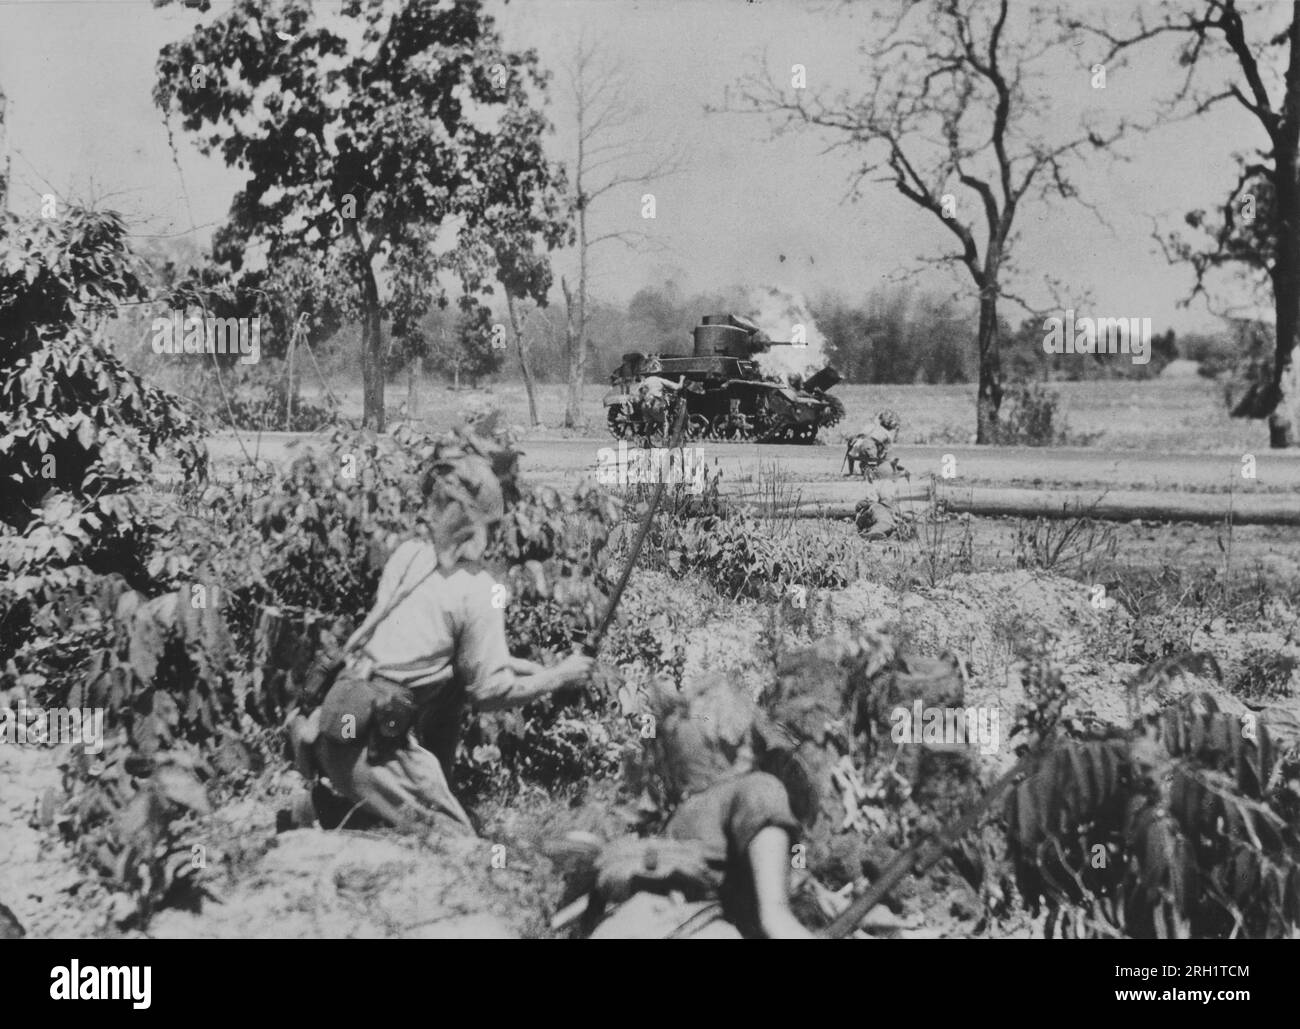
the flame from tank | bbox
[742,287,828,383]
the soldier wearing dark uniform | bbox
[855,482,899,541]
[587,677,817,939]
[285,448,592,831]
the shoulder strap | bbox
[344,545,445,659]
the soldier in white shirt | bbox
[286,451,592,831]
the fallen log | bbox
[736,484,1300,526]
[942,485,1300,525]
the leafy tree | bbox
[456,301,504,388]
[152,0,566,429]
[626,281,692,351]
[0,208,205,582]
[428,300,502,389]
[450,95,571,425]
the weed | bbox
[1012,504,1118,577]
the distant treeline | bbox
[116,267,1241,391]
[389,281,1233,387]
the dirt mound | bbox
[663,569,1275,775]
[827,569,1111,673]
[1193,598,1300,698]
[0,737,530,939]
[0,743,113,939]
[149,825,517,939]
[665,571,1125,755]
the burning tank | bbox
[603,314,845,443]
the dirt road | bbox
[198,431,1300,495]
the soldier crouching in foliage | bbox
[284,448,593,832]
[582,676,818,939]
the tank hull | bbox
[607,318,845,444]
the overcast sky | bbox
[0,0,1281,332]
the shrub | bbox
[992,382,1066,446]
[206,361,339,433]
[1006,687,1300,938]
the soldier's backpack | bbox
[593,835,718,905]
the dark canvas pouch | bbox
[318,670,379,744]
[365,675,418,763]
[317,669,418,750]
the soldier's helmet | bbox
[649,674,760,801]
[647,674,818,826]
[434,453,504,522]
[877,409,901,431]
[422,445,505,568]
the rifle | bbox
[582,399,690,657]
[824,743,1037,939]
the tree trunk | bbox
[361,289,384,430]
[562,275,582,428]
[285,322,296,431]
[506,290,540,426]
[1269,6,1300,447]
[348,223,385,431]
[975,289,1004,444]
[563,144,591,429]
[1271,361,1300,446]
[1269,210,1299,448]
[574,199,590,421]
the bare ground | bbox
[5,557,1295,938]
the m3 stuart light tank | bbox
[603,314,845,443]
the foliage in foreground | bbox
[3,400,635,922]
[633,465,864,601]
[1007,683,1300,939]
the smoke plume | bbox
[743,287,828,383]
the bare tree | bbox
[1080,0,1300,447]
[729,0,1126,442]
[559,37,682,429]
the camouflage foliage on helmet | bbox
[644,670,825,828]
[419,424,517,569]
[647,672,762,802]
[431,418,520,506]
[876,409,901,431]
